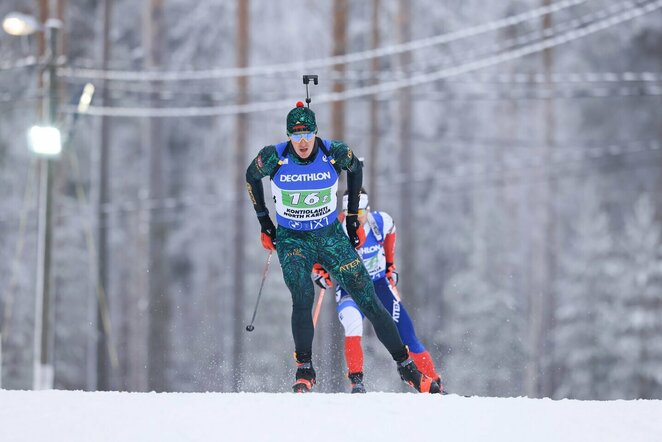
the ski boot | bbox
[433,376,449,395]
[397,359,442,394]
[292,352,316,393]
[348,372,366,394]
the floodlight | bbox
[2,12,40,36]
[28,125,62,156]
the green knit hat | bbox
[286,101,317,134]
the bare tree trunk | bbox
[232,0,249,392]
[540,0,557,398]
[397,0,415,311]
[367,0,380,206]
[494,15,526,396]
[317,0,348,392]
[526,0,557,398]
[331,0,348,139]
[143,0,169,392]
[37,0,48,56]
[93,0,112,392]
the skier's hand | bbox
[345,215,365,249]
[312,263,332,289]
[386,262,399,287]
[258,214,277,251]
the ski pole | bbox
[390,283,402,302]
[312,288,326,329]
[245,251,273,332]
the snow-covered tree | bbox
[553,181,619,399]
[442,196,525,397]
[611,195,662,399]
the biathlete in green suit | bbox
[245,101,440,393]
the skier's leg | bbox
[319,224,404,357]
[374,278,425,352]
[276,227,317,391]
[409,351,441,383]
[373,278,442,382]
[336,289,366,392]
[318,222,440,393]
[336,291,364,374]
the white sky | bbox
[1,390,661,442]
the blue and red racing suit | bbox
[336,210,426,353]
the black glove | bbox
[258,214,277,251]
[386,262,399,287]
[312,264,332,289]
[345,215,364,249]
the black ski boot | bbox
[292,352,316,393]
[433,376,449,395]
[348,372,366,394]
[397,359,441,394]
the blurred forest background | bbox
[1,0,662,398]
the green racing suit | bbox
[245,137,407,361]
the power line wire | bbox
[58,0,587,82]
[54,0,652,107]
[0,56,42,72]
[66,81,662,106]
[447,71,662,84]
[62,71,662,102]
[397,140,662,186]
[413,145,662,194]
[414,0,634,79]
[53,1,652,105]
[319,0,662,102]
[411,84,662,100]
[47,139,661,220]
[65,0,662,118]
[56,1,643,100]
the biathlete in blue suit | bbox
[313,188,442,393]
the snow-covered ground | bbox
[1,390,661,442]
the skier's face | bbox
[289,132,316,159]
[358,209,368,225]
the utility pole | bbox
[33,12,61,391]
[232,0,249,393]
[2,1,63,391]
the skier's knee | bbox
[338,304,363,337]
